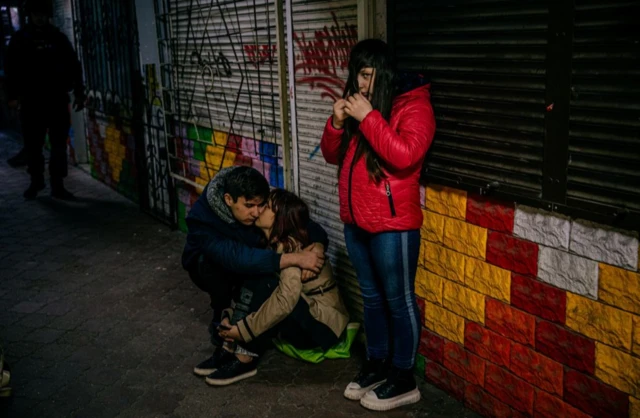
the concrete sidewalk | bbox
[0,131,478,418]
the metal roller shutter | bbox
[166,0,280,141]
[390,0,549,198]
[288,0,363,317]
[567,0,640,217]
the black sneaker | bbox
[360,366,421,411]
[343,358,387,400]
[23,179,45,199]
[204,356,257,386]
[193,348,232,377]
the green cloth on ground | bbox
[273,322,360,364]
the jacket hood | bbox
[205,167,236,225]
[396,71,431,96]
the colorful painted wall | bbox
[414,184,640,418]
[85,113,138,201]
[172,126,283,232]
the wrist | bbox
[331,117,344,130]
[279,253,295,269]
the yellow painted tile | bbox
[633,316,640,357]
[421,210,445,244]
[599,264,640,315]
[595,343,640,397]
[566,293,633,351]
[631,397,640,418]
[425,185,467,220]
[443,218,487,260]
[418,239,427,267]
[213,130,229,146]
[443,280,485,324]
[222,151,236,168]
[415,267,444,305]
[424,302,465,345]
[424,242,465,284]
[464,257,511,303]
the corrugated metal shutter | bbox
[390,0,549,198]
[289,0,362,318]
[53,0,74,42]
[168,0,281,144]
[567,0,640,214]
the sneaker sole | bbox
[193,367,217,377]
[205,369,257,386]
[343,380,386,401]
[360,387,421,411]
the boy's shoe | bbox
[193,348,232,376]
[343,358,387,400]
[204,356,257,386]
[360,366,421,411]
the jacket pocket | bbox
[384,181,397,217]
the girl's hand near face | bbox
[344,93,373,122]
[332,99,348,129]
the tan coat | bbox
[234,243,349,344]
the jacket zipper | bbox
[385,180,397,217]
[348,159,357,224]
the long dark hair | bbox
[337,39,397,183]
[266,189,310,253]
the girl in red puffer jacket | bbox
[321,38,435,411]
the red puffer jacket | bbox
[320,84,435,233]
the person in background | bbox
[321,38,436,411]
[5,0,86,199]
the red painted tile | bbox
[535,390,591,418]
[233,154,253,167]
[465,384,513,418]
[416,297,426,326]
[419,327,444,364]
[443,341,485,386]
[564,369,629,418]
[535,320,595,375]
[466,194,515,234]
[510,343,563,396]
[464,321,511,368]
[425,360,466,402]
[511,274,566,324]
[486,231,538,277]
[485,363,535,415]
[227,134,243,153]
[486,299,536,347]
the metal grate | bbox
[155,0,285,202]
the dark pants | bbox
[20,99,70,182]
[344,224,422,369]
[189,255,237,346]
[235,277,339,354]
[190,255,338,353]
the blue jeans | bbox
[344,224,421,369]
